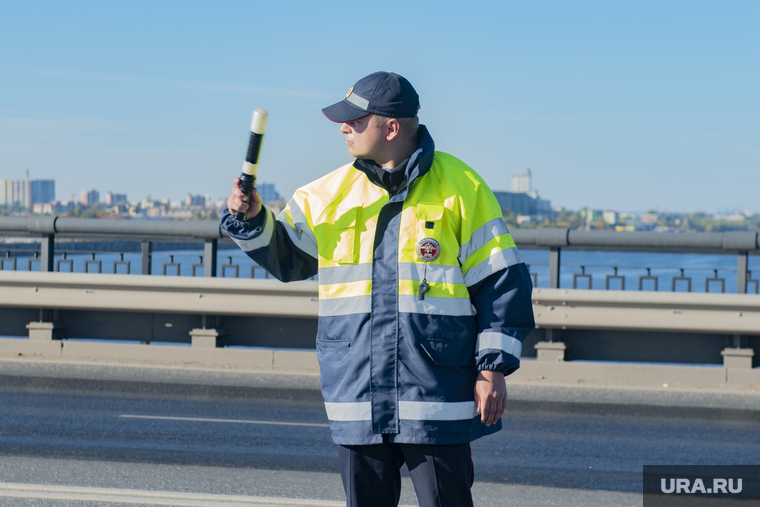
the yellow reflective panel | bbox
[319,279,373,299]
[313,175,387,267]
[398,279,470,299]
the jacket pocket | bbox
[332,207,360,264]
[418,338,475,367]
[416,203,444,240]
[317,338,351,349]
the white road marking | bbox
[119,414,329,428]
[0,482,358,506]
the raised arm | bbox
[221,178,318,282]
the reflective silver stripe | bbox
[278,200,318,259]
[476,332,522,358]
[228,208,274,252]
[462,247,524,287]
[398,401,478,421]
[345,93,369,110]
[319,295,372,316]
[398,295,475,316]
[319,263,373,285]
[458,218,510,265]
[324,402,371,421]
[398,262,465,285]
[324,401,478,422]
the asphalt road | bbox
[0,362,758,506]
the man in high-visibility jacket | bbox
[222,71,534,507]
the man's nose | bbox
[340,123,351,134]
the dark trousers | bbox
[338,442,474,507]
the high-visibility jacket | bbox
[222,126,534,445]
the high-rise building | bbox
[493,191,534,216]
[257,183,282,204]
[511,168,532,194]
[105,192,127,205]
[185,194,206,206]
[79,189,100,207]
[493,191,553,222]
[31,180,55,205]
[497,168,552,221]
[603,210,619,225]
[0,176,32,208]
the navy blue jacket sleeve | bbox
[468,261,535,376]
[221,206,318,282]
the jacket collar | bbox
[353,125,435,200]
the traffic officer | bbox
[222,71,535,507]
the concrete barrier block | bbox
[721,348,755,369]
[61,341,179,362]
[197,347,273,368]
[727,368,760,385]
[515,360,727,385]
[273,350,320,372]
[535,341,567,362]
[0,338,62,357]
[59,341,275,369]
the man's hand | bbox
[227,177,263,220]
[474,370,507,426]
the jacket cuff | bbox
[477,352,520,376]
[474,330,523,376]
[221,206,267,241]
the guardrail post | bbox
[141,241,152,275]
[737,251,748,294]
[721,347,754,369]
[549,247,561,289]
[204,239,217,277]
[27,309,64,340]
[191,315,226,347]
[40,234,55,272]
[535,340,566,361]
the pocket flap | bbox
[419,339,475,367]
[416,203,444,221]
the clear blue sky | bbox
[1,1,758,213]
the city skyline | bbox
[1,167,758,217]
[1,2,758,213]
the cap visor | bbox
[322,100,371,123]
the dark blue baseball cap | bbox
[322,71,420,123]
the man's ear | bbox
[385,118,401,141]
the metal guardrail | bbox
[1,271,757,376]
[0,216,221,239]
[3,271,758,335]
[0,218,758,292]
[0,271,318,318]
[531,288,760,335]
[0,216,223,277]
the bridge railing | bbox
[0,217,758,292]
[1,218,758,382]
[513,228,759,294]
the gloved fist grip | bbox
[233,174,255,221]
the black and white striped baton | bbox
[233,108,268,221]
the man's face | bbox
[340,115,385,160]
